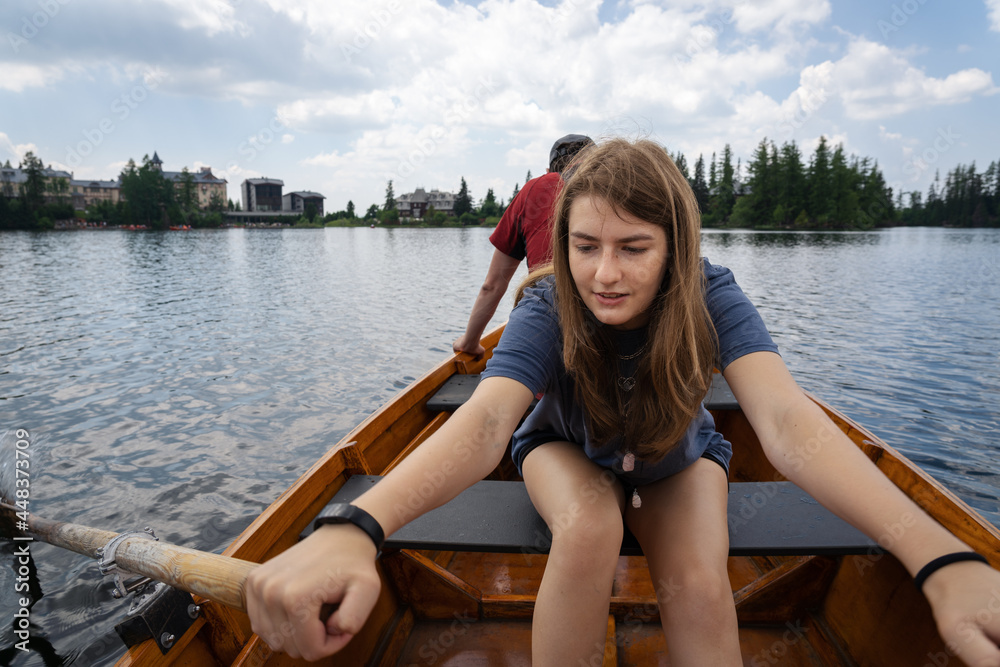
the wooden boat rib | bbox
[115,324,1000,666]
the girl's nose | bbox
[594,249,621,284]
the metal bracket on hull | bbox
[114,580,201,654]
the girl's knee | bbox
[548,509,623,567]
[658,565,733,620]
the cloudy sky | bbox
[2,0,997,212]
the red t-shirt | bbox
[490,172,563,271]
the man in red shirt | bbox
[453,134,593,358]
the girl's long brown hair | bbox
[517,138,716,461]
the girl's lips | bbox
[594,292,627,305]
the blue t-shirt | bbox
[481,259,779,486]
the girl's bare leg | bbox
[625,458,742,666]
[522,441,626,666]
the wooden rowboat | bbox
[113,325,1000,666]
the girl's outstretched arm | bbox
[723,351,1000,667]
[245,376,535,661]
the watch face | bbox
[320,504,352,521]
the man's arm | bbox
[453,249,521,358]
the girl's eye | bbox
[623,246,647,255]
[575,245,595,253]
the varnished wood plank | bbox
[368,607,415,667]
[728,555,766,592]
[380,550,481,620]
[397,619,531,666]
[738,621,843,666]
[380,412,449,474]
[444,551,547,598]
[199,599,254,665]
[822,555,946,666]
[799,615,859,667]
[114,619,213,667]
[733,556,838,623]
[338,440,373,475]
[480,594,536,619]
[603,616,618,667]
[230,634,272,667]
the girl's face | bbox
[568,195,668,330]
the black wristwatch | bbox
[313,503,385,553]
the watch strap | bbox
[313,503,385,552]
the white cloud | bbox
[0,62,66,92]
[987,0,1000,31]
[830,39,997,119]
[0,133,40,164]
[730,0,831,33]
[303,123,475,190]
[879,125,903,142]
[159,0,249,36]
[278,92,397,131]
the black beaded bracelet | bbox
[914,552,989,592]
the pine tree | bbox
[777,141,806,220]
[454,177,473,218]
[828,145,859,229]
[674,152,689,179]
[479,188,500,217]
[119,155,175,229]
[18,151,46,214]
[807,136,834,224]
[710,144,736,223]
[744,139,776,226]
[691,155,709,213]
[384,180,396,211]
[178,167,197,213]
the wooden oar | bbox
[1,500,256,612]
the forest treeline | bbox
[673,136,1000,230]
[3,138,998,231]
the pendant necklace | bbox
[622,454,642,508]
[617,342,645,508]
[616,342,645,392]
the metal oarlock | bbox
[99,526,201,655]
[96,526,158,599]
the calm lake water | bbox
[1,226,998,666]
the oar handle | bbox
[3,501,257,612]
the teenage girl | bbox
[246,138,1000,666]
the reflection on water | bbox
[702,228,1000,521]
[0,226,998,665]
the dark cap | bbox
[549,134,594,172]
